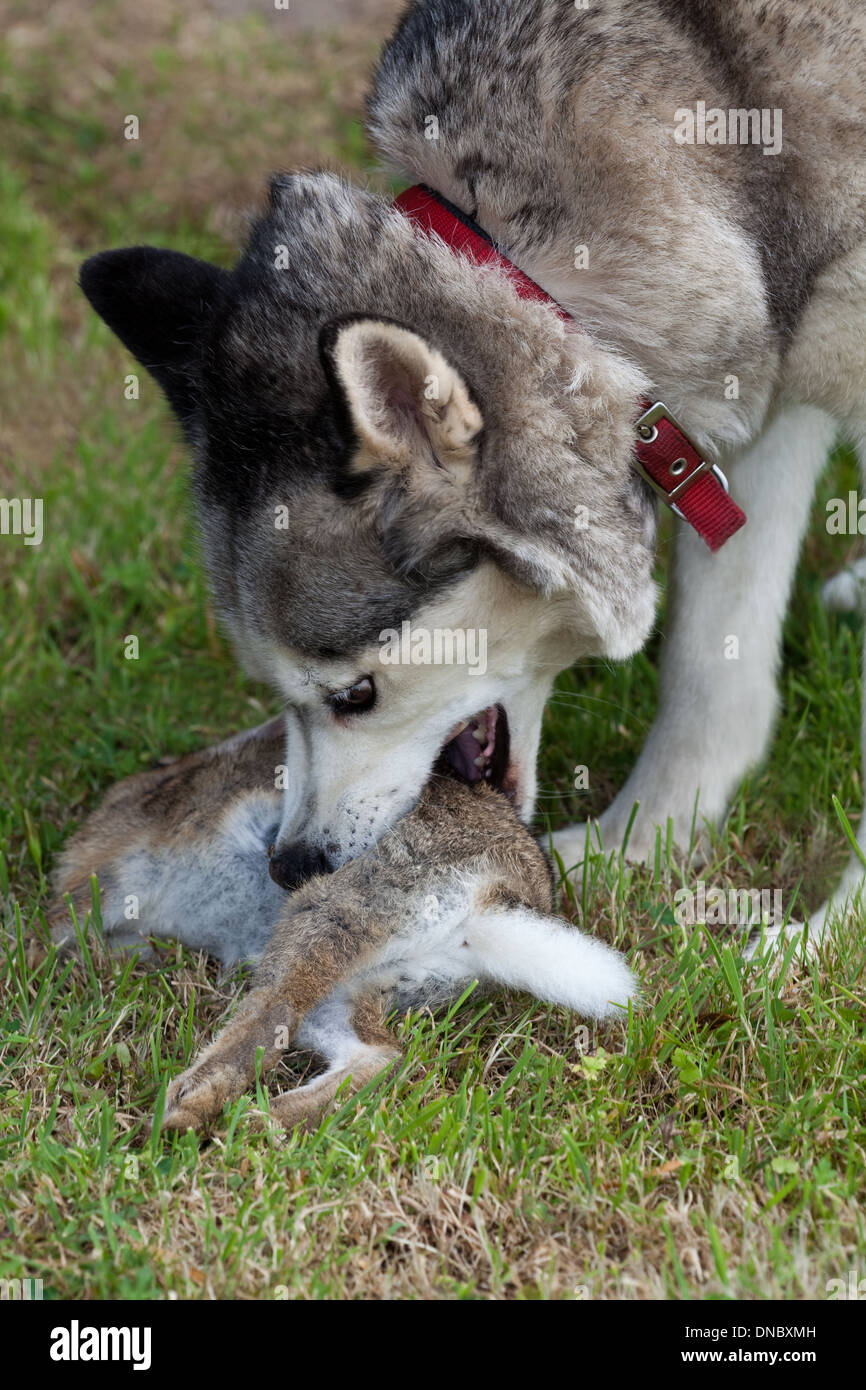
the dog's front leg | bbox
[553,405,835,871]
[765,244,866,952]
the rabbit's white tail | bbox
[464,906,637,1020]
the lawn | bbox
[1,0,864,1300]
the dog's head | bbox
[80,172,658,885]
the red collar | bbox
[394,184,746,552]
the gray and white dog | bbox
[77,0,866,953]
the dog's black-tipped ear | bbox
[79,247,229,423]
[320,315,482,480]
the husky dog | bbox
[48,719,634,1130]
[77,1,866,950]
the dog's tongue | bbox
[443,722,484,782]
[442,707,497,783]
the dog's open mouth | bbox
[434,703,514,798]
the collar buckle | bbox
[633,400,730,520]
[395,183,746,550]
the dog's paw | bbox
[742,917,814,964]
[822,558,866,614]
[550,812,696,875]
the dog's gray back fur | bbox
[370,0,866,341]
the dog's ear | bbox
[320,316,482,479]
[79,247,229,424]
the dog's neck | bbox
[394,183,745,553]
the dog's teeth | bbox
[472,724,487,744]
[474,754,486,769]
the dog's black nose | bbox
[268,843,333,891]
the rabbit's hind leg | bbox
[161,982,295,1133]
[262,991,399,1131]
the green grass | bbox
[1,0,865,1300]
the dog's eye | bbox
[328,675,376,715]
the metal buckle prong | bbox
[633,401,729,518]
